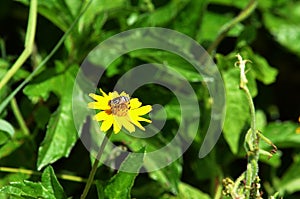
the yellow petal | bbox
[100,115,113,132]
[93,111,110,121]
[130,98,142,109]
[113,117,122,134]
[88,102,102,109]
[128,113,146,131]
[120,91,129,98]
[130,105,152,115]
[119,117,135,133]
[99,88,108,97]
[89,93,105,102]
[110,91,120,99]
[136,116,152,123]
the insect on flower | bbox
[109,96,131,117]
[88,89,152,134]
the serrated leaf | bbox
[41,166,67,199]
[31,64,79,170]
[0,119,15,138]
[102,148,145,199]
[0,180,51,199]
[37,96,77,171]
[37,98,78,170]
[0,166,66,199]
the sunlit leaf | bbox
[134,0,189,27]
[24,63,79,170]
[0,166,66,199]
[163,182,212,199]
[0,119,14,138]
[101,148,146,199]
[262,1,300,57]
[261,121,299,148]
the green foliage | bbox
[0,0,299,198]
[0,166,66,199]
[98,148,145,199]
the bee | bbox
[109,96,130,106]
[109,96,130,116]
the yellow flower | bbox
[88,89,152,134]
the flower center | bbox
[111,103,130,116]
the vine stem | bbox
[236,53,259,199]
[0,0,37,90]
[236,54,257,145]
[0,0,93,113]
[207,0,257,55]
[80,131,113,199]
[10,97,30,136]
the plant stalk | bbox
[236,53,260,198]
[80,131,113,199]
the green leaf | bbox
[262,1,300,57]
[24,63,79,170]
[0,166,66,199]
[18,0,77,32]
[278,154,300,195]
[242,47,278,84]
[37,99,76,170]
[160,182,211,199]
[36,67,78,170]
[102,148,146,199]
[176,182,211,199]
[222,67,250,154]
[134,0,190,27]
[0,119,15,138]
[197,10,243,43]
[149,160,182,194]
[130,50,203,83]
[171,0,207,38]
[0,180,50,199]
[208,0,249,8]
[189,153,220,180]
[109,130,182,194]
[255,109,267,130]
[260,121,299,148]
[0,132,24,159]
[41,166,67,199]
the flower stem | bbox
[80,130,113,199]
